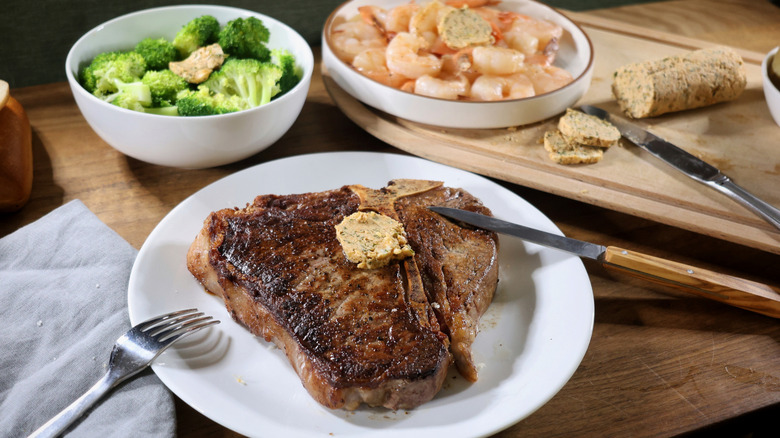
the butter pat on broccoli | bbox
[169,43,226,84]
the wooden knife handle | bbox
[601,246,780,318]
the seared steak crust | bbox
[395,186,499,382]
[187,181,498,410]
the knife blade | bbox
[429,206,780,318]
[579,105,780,231]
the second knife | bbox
[580,104,780,231]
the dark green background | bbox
[1,0,658,88]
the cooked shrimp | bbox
[386,2,419,34]
[400,80,416,93]
[428,37,462,56]
[352,48,409,88]
[524,38,560,67]
[520,64,573,94]
[330,18,387,63]
[386,32,443,79]
[504,15,563,56]
[409,0,454,47]
[471,8,520,33]
[359,5,389,33]
[413,74,470,100]
[440,50,472,75]
[470,73,535,100]
[470,46,525,75]
[503,30,538,57]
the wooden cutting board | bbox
[321,13,780,255]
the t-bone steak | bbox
[186,179,499,410]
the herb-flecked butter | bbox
[335,211,414,269]
[611,46,746,118]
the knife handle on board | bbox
[601,246,780,318]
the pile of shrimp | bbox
[329,0,574,101]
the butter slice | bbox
[438,8,494,50]
[335,211,415,269]
[558,108,620,148]
[169,43,226,84]
[543,130,604,165]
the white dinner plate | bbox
[127,152,594,438]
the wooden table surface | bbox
[3,0,780,436]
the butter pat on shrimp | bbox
[438,7,494,49]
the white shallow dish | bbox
[762,46,780,127]
[127,152,594,438]
[322,0,594,129]
[65,5,314,168]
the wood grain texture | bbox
[2,1,779,437]
[602,246,780,318]
[583,0,780,55]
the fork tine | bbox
[157,318,220,345]
[151,315,213,339]
[135,308,200,331]
[145,311,205,337]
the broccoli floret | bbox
[143,105,180,116]
[108,81,152,111]
[176,87,248,116]
[202,58,282,108]
[270,48,302,97]
[142,69,188,106]
[80,51,118,93]
[80,51,146,98]
[135,37,178,70]
[172,15,220,58]
[111,94,146,112]
[217,16,271,61]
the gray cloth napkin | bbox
[0,200,175,437]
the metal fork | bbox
[28,308,220,438]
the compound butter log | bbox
[612,46,747,118]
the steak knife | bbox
[429,206,780,318]
[579,105,780,231]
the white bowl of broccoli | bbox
[65,5,313,168]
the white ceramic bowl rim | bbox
[761,46,780,127]
[323,0,594,104]
[63,4,314,168]
[65,4,313,120]
[762,46,779,81]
